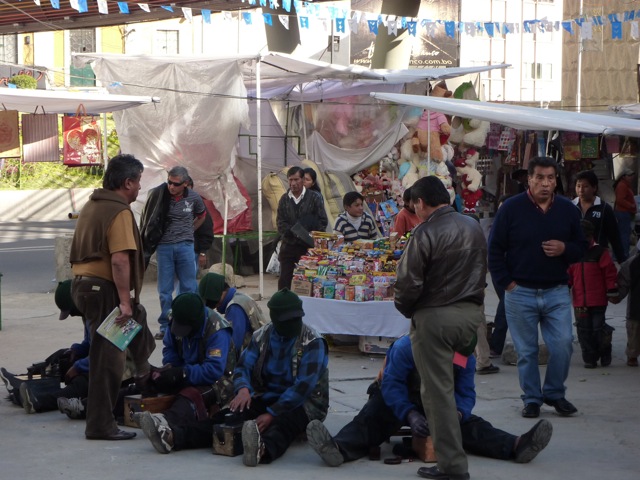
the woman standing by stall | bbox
[613,168,637,261]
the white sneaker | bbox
[242,420,264,467]
[57,397,85,419]
[140,411,174,454]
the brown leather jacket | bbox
[394,206,487,318]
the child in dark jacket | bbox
[567,220,618,368]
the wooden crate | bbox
[123,394,175,428]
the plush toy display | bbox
[453,147,483,214]
[399,137,421,188]
[449,82,490,149]
[414,81,452,162]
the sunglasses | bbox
[167,180,184,187]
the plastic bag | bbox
[266,240,281,276]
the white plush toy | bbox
[399,137,421,188]
[454,148,483,213]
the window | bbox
[69,29,96,87]
[0,34,17,63]
[155,30,179,55]
[524,62,553,81]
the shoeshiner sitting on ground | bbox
[1,280,93,414]
[140,288,329,467]
[199,272,267,355]
[306,335,553,479]
[139,292,236,447]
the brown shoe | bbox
[627,357,639,367]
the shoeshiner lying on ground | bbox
[306,335,553,479]
[140,288,330,468]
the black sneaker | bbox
[20,383,38,414]
[543,397,578,416]
[522,403,540,418]
[476,364,500,375]
[514,419,553,463]
[0,367,25,393]
[306,419,344,467]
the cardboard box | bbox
[358,335,397,355]
[412,435,437,463]
[291,278,312,297]
[123,394,176,428]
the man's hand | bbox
[407,410,430,438]
[255,413,273,433]
[64,365,80,384]
[609,296,621,305]
[542,240,565,257]
[229,387,252,413]
[152,367,185,393]
[198,254,207,268]
[505,281,517,292]
[115,301,133,326]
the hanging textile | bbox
[63,104,103,166]
[22,109,59,162]
[0,110,20,158]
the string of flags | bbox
[44,0,640,40]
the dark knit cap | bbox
[55,280,79,320]
[170,293,205,337]
[199,273,226,304]
[267,288,305,323]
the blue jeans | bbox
[156,241,197,331]
[614,211,633,261]
[505,284,573,405]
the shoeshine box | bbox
[412,435,437,463]
[212,423,243,457]
[123,394,175,428]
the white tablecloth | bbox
[301,297,410,337]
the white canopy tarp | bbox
[0,87,158,114]
[370,93,640,137]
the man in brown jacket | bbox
[69,154,155,441]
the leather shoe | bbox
[522,403,540,418]
[86,429,136,440]
[417,466,470,480]
[543,397,577,416]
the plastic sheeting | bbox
[78,55,250,220]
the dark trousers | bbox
[171,396,310,463]
[574,306,607,364]
[333,391,516,462]
[33,374,89,412]
[71,276,155,437]
[489,281,509,355]
[278,243,308,290]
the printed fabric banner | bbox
[0,110,20,158]
[63,104,103,166]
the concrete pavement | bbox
[0,272,638,480]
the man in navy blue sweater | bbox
[488,157,587,419]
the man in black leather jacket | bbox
[394,176,487,480]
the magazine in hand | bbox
[96,306,142,351]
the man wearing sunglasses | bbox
[141,166,207,340]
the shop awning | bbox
[0,88,160,114]
[370,93,640,137]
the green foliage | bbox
[0,159,103,190]
[10,74,38,89]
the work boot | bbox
[140,411,174,454]
[242,420,265,467]
[0,367,25,393]
[306,419,344,467]
[514,419,553,463]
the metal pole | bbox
[576,0,583,112]
[257,58,264,299]
[0,272,3,331]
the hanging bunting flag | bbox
[368,19,378,35]
[464,22,475,36]
[444,21,455,38]
[626,10,636,21]
[248,0,256,5]
[320,18,330,34]
[611,21,622,39]
[631,21,639,40]
[592,16,603,26]
[581,21,593,40]
[348,14,358,35]
[293,0,302,13]
[328,6,337,19]
[505,23,514,34]
[475,22,484,34]
[161,5,173,12]
[283,0,291,13]
[269,0,279,9]
[97,0,108,14]
[484,22,494,37]
[299,16,309,29]
[336,18,345,33]
[407,21,417,37]
[574,18,584,27]
[118,2,129,14]
[562,21,573,34]
[279,15,290,30]
[523,20,532,33]
[242,12,252,25]
[260,0,267,7]
[203,10,212,23]
[425,22,437,37]
[263,13,273,26]
[50,0,59,8]
[138,4,150,13]
[77,0,88,13]
[69,0,80,11]
[33,0,40,5]
[181,7,192,23]
[607,13,619,23]
[387,19,398,36]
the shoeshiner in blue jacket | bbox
[306,335,553,477]
[139,292,236,451]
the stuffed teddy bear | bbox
[399,137,421,188]
[454,147,483,214]
[449,82,490,149]
[414,81,452,162]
